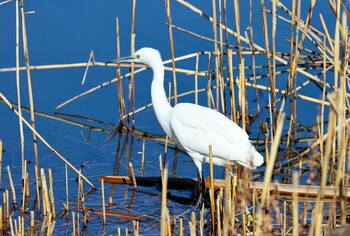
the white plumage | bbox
[112,47,264,179]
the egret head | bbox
[109,47,162,68]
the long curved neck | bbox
[150,63,173,136]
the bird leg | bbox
[193,169,206,211]
[190,169,201,198]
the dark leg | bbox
[190,170,200,199]
[193,169,205,211]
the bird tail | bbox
[233,145,264,169]
[252,150,264,167]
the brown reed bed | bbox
[0,0,349,235]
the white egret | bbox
[110,47,264,201]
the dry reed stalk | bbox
[21,216,25,236]
[261,0,276,130]
[158,154,164,175]
[0,103,112,133]
[54,112,113,130]
[284,0,316,130]
[223,0,230,51]
[263,121,270,166]
[81,50,94,86]
[275,1,327,41]
[0,61,112,73]
[0,0,13,6]
[310,96,337,234]
[217,0,223,57]
[283,200,287,234]
[55,73,124,110]
[267,94,274,147]
[117,82,206,122]
[72,211,76,236]
[64,163,69,214]
[208,145,215,232]
[18,218,23,235]
[82,193,89,228]
[248,0,261,128]
[333,0,341,89]
[132,220,139,236]
[233,0,242,63]
[331,11,348,227]
[227,49,237,123]
[12,217,19,235]
[166,24,227,45]
[101,178,106,225]
[103,174,350,198]
[160,166,168,236]
[34,166,41,214]
[199,204,204,236]
[41,169,51,217]
[217,1,225,115]
[126,0,136,126]
[256,113,285,234]
[48,169,55,219]
[239,60,247,131]
[243,77,333,107]
[46,214,52,236]
[179,218,183,236]
[6,166,17,207]
[47,213,55,236]
[3,190,9,233]
[194,54,199,105]
[216,189,222,236]
[21,171,27,213]
[25,167,30,201]
[301,116,350,157]
[271,0,277,114]
[252,187,257,234]
[241,199,246,236]
[128,162,137,189]
[0,206,2,233]
[189,212,196,236]
[0,93,96,189]
[232,174,237,234]
[9,216,14,236]
[77,170,82,233]
[177,0,336,91]
[319,14,335,52]
[55,52,205,110]
[165,0,178,105]
[30,210,34,228]
[116,18,127,121]
[20,0,39,173]
[15,0,25,180]
[207,54,215,109]
[211,0,220,111]
[222,166,230,234]
[162,135,169,168]
[292,172,299,236]
[137,139,145,176]
[108,196,113,210]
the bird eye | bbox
[136,54,140,59]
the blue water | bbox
[0,0,342,234]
